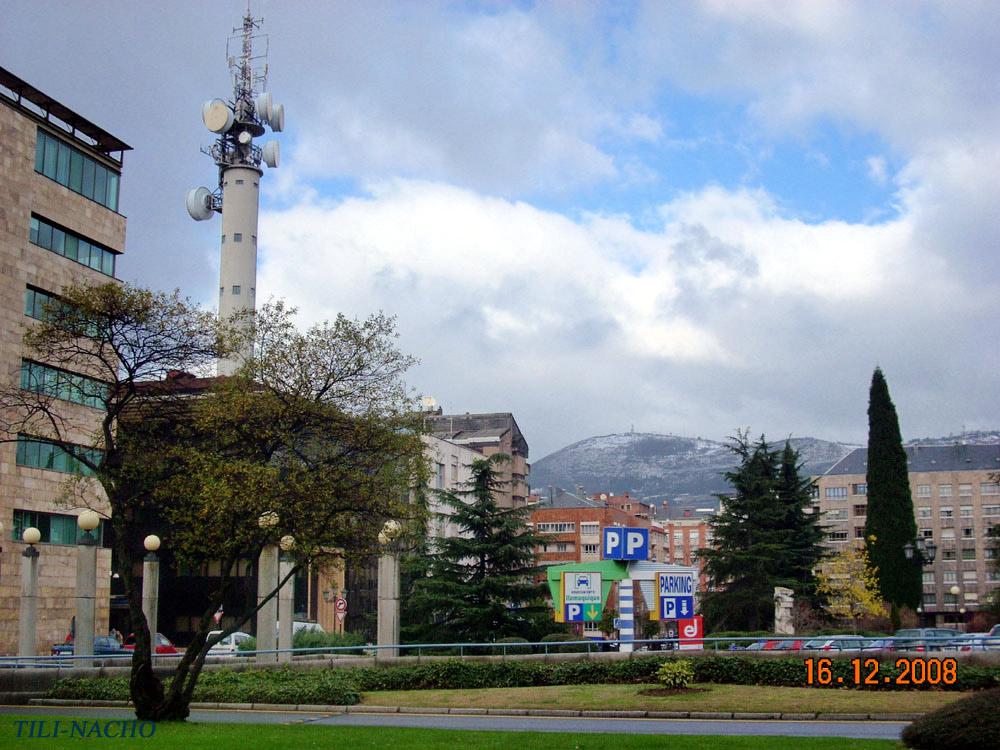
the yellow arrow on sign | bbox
[586,605,600,621]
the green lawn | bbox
[363,683,964,715]
[0,717,899,750]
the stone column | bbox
[142,553,160,639]
[75,535,98,662]
[18,546,40,657]
[277,557,294,662]
[256,544,279,664]
[376,550,400,659]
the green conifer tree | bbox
[404,454,546,643]
[863,367,921,611]
[776,440,828,607]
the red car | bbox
[123,632,179,655]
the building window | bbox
[827,509,848,521]
[828,531,848,542]
[235,179,244,185]
[940,528,955,540]
[922,572,934,584]
[920,528,933,539]
[984,505,1000,516]
[916,485,931,498]
[986,548,997,560]
[233,233,243,242]
[435,462,445,489]
[940,506,953,518]
[981,483,1000,496]
[959,484,972,496]
[942,549,956,560]
[851,483,867,496]
[923,593,936,606]
[16,434,102,475]
[232,285,241,295]
[962,571,977,583]
[943,571,957,583]
[938,484,953,497]
[962,527,974,539]
[825,487,848,499]
[854,526,866,539]
[536,522,576,533]
[582,544,598,555]
[853,505,867,517]
[34,128,120,211]
[12,509,104,546]
[24,286,61,321]
[918,507,932,519]
[943,593,958,605]
[20,360,108,409]
[961,548,976,560]
[30,215,117,276]
[580,523,599,537]
[556,543,568,553]
[960,506,974,518]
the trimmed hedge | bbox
[46,654,1000,704]
[47,667,360,705]
[902,687,1000,749]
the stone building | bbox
[813,443,1000,627]
[0,66,130,654]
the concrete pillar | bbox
[618,579,635,654]
[256,544,278,664]
[277,557,294,662]
[376,551,400,659]
[18,546,40,657]
[142,553,160,640]
[75,536,98,661]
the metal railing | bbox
[2,634,997,668]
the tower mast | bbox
[187,10,284,375]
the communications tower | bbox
[187,12,284,375]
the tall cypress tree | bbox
[863,367,920,612]
[403,454,546,643]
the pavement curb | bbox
[23,699,923,721]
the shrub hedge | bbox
[901,687,1000,749]
[657,659,694,689]
[46,654,1000,704]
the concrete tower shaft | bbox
[218,165,262,375]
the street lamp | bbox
[75,511,101,661]
[19,527,41,656]
[142,535,162,642]
[377,520,403,659]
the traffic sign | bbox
[656,571,695,621]
[561,571,602,623]
[334,596,347,614]
[602,527,649,560]
[660,595,694,619]
[564,603,601,622]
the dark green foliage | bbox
[238,629,368,653]
[539,632,591,653]
[48,668,360,705]
[403,455,547,643]
[864,368,921,610]
[902,687,1000,749]
[492,637,532,655]
[700,433,826,631]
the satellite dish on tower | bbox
[268,102,285,133]
[262,140,280,168]
[202,99,234,133]
[186,186,214,221]
[255,92,272,121]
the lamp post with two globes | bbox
[18,526,42,656]
[903,537,937,627]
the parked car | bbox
[890,628,958,652]
[773,639,804,652]
[946,633,999,652]
[860,638,893,652]
[206,630,253,656]
[122,632,179,655]
[990,624,1000,638]
[50,636,130,657]
[802,636,866,652]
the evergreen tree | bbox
[404,454,547,643]
[863,367,921,612]
[700,432,822,631]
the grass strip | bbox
[0,716,898,749]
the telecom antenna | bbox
[187,11,284,375]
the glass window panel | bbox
[29,216,39,245]
[37,221,52,249]
[94,166,108,206]
[106,172,119,211]
[56,141,70,184]
[35,133,46,172]
[81,159,95,199]
[50,227,65,255]
[50,515,76,545]
[102,251,114,276]
[69,151,83,191]
[90,249,102,270]
[63,234,78,261]
[77,241,90,267]
[43,135,57,178]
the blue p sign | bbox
[565,603,584,622]
[602,527,649,560]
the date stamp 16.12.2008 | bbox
[804,656,957,687]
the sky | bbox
[3,1,999,459]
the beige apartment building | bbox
[814,443,1000,627]
[0,67,129,653]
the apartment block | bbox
[814,443,1000,626]
[0,67,130,654]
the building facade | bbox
[814,443,1000,626]
[0,67,130,654]
[425,411,530,508]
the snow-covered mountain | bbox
[528,432,858,500]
